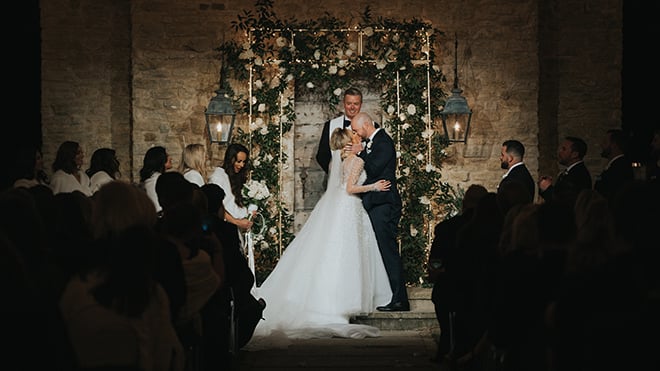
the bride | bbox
[248,127,392,344]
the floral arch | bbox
[218,1,460,285]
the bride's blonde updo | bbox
[330,127,353,160]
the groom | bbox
[350,112,410,311]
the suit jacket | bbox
[539,161,592,204]
[316,115,350,173]
[316,116,380,173]
[358,129,401,211]
[594,155,634,200]
[498,163,536,203]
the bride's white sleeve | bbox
[346,157,376,194]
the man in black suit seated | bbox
[594,129,634,200]
[538,136,592,206]
[498,139,536,204]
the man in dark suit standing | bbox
[498,139,536,203]
[349,112,409,312]
[538,136,592,206]
[594,129,634,200]
[316,87,364,173]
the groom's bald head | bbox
[351,112,375,139]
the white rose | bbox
[407,104,416,115]
[338,59,348,67]
[254,80,263,89]
[286,74,294,82]
[254,56,263,66]
[387,105,395,115]
[259,127,269,135]
[328,65,338,74]
[312,63,319,69]
[345,49,354,57]
[333,88,342,96]
[338,69,346,76]
[425,164,436,172]
[251,96,257,105]
[376,60,387,70]
[363,26,374,37]
[416,153,424,161]
[419,195,430,205]
[399,113,407,122]
[402,123,410,130]
[306,82,314,89]
[314,50,321,60]
[258,103,266,112]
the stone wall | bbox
[40,0,622,227]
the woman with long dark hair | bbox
[138,146,172,213]
[50,141,91,196]
[86,148,121,194]
[208,143,254,247]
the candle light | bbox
[453,121,461,140]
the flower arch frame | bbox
[218,1,459,285]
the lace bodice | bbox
[342,155,374,194]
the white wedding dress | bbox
[246,150,392,348]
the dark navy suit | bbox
[359,129,408,304]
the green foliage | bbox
[219,0,460,285]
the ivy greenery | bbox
[219,0,458,285]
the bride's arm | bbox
[345,157,390,194]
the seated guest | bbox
[59,181,184,371]
[50,141,92,196]
[86,147,121,194]
[139,146,172,213]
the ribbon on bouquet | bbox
[245,204,265,295]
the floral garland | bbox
[219,0,458,285]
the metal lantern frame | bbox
[205,61,236,144]
[440,34,472,143]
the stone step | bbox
[350,287,440,333]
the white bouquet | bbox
[243,179,271,203]
[242,179,270,237]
